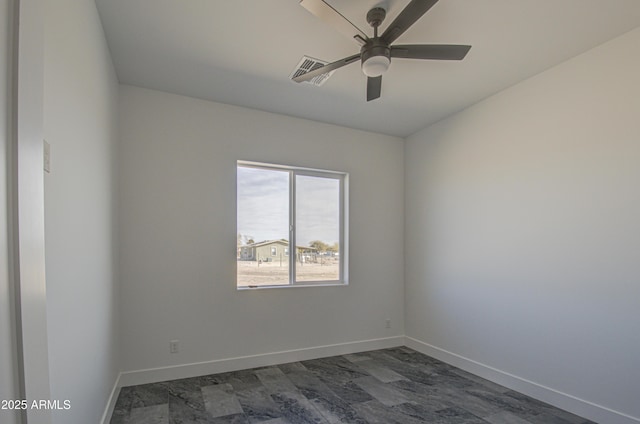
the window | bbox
[237,161,347,288]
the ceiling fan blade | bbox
[367,76,382,102]
[293,54,361,83]
[300,0,369,45]
[381,0,439,45]
[391,44,471,60]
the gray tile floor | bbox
[110,347,596,423]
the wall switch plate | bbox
[43,140,51,173]
[385,319,391,329]
[170,340,179,354]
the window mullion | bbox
[289,170,296,285]
[339,175,346,283]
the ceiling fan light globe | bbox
[362,55,390,77]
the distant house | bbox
[238,239,317,262]
[239,239,288,262]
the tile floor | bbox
[110,347,596,423]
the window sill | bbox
[237,281,348,291]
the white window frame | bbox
[237,161,348,289]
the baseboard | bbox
[405,336,640,424]
[118,336,404,388]
[100,372,121,424]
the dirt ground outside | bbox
[237,258,340,286]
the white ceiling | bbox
[95,0,640,137]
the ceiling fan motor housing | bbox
[361,39,391,77]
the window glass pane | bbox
[295,175,340,282]
[237,166,290,286]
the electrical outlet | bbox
[170,340,179,354]
[385,319,391,329]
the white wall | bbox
[118,86,404,374]
[43,0,119,423]
[405,27,640,423]
[0,0,19,423]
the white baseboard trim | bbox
[118,336,404,388]
[100,372,121,424]
[405,336,640,424]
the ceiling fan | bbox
[293,0,471,101]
